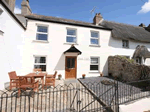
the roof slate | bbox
[24,13,150,43]
[25,14,112,30]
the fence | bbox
[0,82,119,112]
[118,79,150,104]
[1,78,150,112]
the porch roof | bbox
[64,45,82,55]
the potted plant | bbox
[58,74,62,80]
[100,72,103,77]
[82,74,86,79]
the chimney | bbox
[139,23,146,27]
[21,0,32,15]
[145,24,150,32]
[5,0,16,12]
[93,13,103,25]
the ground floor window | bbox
[90,57,99,71]
[34,56,46,71]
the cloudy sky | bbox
[14,0,150,26]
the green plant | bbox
[58,74,62,80]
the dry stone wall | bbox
[108,56,150,82]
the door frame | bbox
[65,56,77,79]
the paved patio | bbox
[79,76,150,104]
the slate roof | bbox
[64,45,82,55]
[24,13,150,43]
[100,20,150,43]
[25,14,112,30]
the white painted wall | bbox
[24,19,150,80]
[0,4,25,90]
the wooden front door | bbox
[65,56,77,79]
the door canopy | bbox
[64,44,82,55]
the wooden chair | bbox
[8,71,20,90]
[45,71,57,88]
[18,76,39,96]
[47,71,57,78]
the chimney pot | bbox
[21,0,32,15]
[93,12,103,25]
[139,23,146,27]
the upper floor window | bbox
[34,56,46,71]
[122,40,129,48]
[66,29,77,43]
[90,31,99,45]
[90,57,99,71]
[36,26,48,41]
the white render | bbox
[1,3,150,90]
[0,4,25,89]
[120,97,150,112]
[22,20,150,80]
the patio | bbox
[79,76,150,104]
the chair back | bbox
[33,68,42,72]
[8,71,17,80]
[53,71,57,78]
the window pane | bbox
[90,65,98,70]
[91,58,98,64]
[67,58,71,68]
[67,36,76,43]
[91,32,98,38]
[67,29,76,36]
[35,57,46,63]
[71,58,75,68]
[91,39,98,45]
[37,26,48,33]
[37,34,47,41]
[34,65,46,71]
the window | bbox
[66,29,76,43]
[90,31,99,45]
[36,26,48,41]
[66,58,75,69]
[122,40,129,48]
[90,57,99,71]
[34,56,46,71]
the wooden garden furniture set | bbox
[8,70,57,95]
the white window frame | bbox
[33,55,47,72]
[122,40,129,48]
[90,31,99,46]
[90,57,99,72]
[66,28,77,43]
[36,24,49,41]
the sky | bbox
[14,0,150,26]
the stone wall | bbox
[108,55,150,82]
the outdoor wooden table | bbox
[26,72,47,88]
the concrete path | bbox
[120,97,150,112]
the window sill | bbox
[89,71,100,73]
[32,40,49,43]
[64,43,78,45]
[89,45,101,47]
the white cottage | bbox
[1,0,150,89]
[0,0,26,89]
